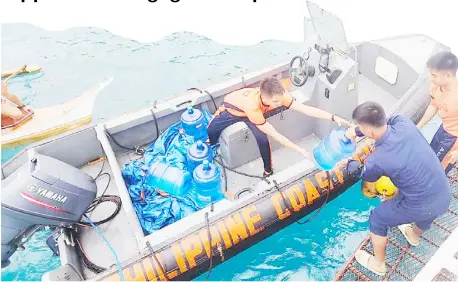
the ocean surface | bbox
[0,23,442,281]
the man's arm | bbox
[289,100,352,127]
[416,103,438,129]
[257,122,310,158]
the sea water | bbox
[0,23,443,281]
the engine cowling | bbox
[1,154,97,268]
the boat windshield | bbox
[307,1,349,52]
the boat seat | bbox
[219,90,312,169]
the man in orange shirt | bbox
[207,76,351,177]
[417,51,458,175]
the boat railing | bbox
[102,62,290,136]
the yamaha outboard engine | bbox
[1,154,97,268]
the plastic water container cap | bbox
[341,135,351,144]
[196,140,204,151]
[181,106,202,123]
[202,160,210,170]
[194,160,219,182]
[188,140,209,160]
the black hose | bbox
[93,156,105,180]
[214,154,269,184]
[187,87,218,113]
[214,153,270,201]
[214,149,330,222]
[75,149,122,274]
[104,108,160,155]
[78,196,122,227]
[78,172,122,227]
[216,155,229,192]
[76,236,106,274]
[104,130,139,152]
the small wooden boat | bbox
[1,77,113,149]
[1,65,43,79]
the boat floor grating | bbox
[333,168,458,281]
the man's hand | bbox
[334,116,353,127]
[345,126,358,142]
[449,150,458,165]
[21,107,34,115]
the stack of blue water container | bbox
[187,140,224,206]
[146,106,224,207]
[182,106,224,206]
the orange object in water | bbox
[361,176,398,199]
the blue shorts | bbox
[430,124,457,174]
[369,198,447,237]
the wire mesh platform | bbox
[333,169,458,281]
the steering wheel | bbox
[289,47,313,87]
[289,56,310,87]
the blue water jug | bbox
[187,140,213,173]
[181,106,207,140]
[147,161,191,197]
[193,160,223,205]
[312,127,357,171]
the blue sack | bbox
[121,109,214,235]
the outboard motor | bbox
[1,154,97,268]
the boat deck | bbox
[78,158,142,280]
[222,134,320,197]
[333,169,458,281]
